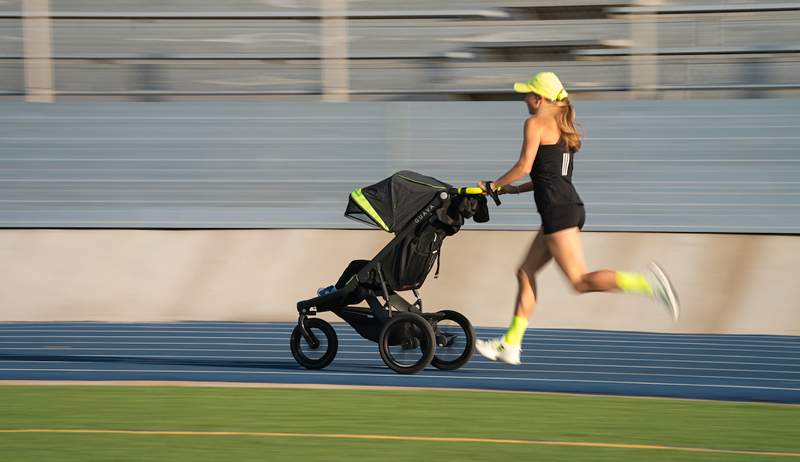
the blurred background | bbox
[0,4,798,456]
[1,0,799,331]
[3,0,800,102]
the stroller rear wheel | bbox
[290,318,338,370]
[378,312,435,374]
[431,310,475,371]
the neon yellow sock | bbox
[502,316,528,346]
[615,272,653,295]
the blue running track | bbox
[1,322,798,404]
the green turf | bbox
[1,385,798,461]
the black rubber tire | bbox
[378,312,435,374]
[431,310,475,371]
[290,318,338,370]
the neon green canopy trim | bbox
[351,188,390,231]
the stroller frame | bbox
[296,189,449,343]
[292,183,496,374]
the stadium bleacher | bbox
[0,0,798,100]
[2,99,799,233]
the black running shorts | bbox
[539,205,586,235]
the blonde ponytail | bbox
[556,98,581,153]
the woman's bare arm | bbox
[504,181,533,194]
[490,118,541,191]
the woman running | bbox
[475,71,680,365]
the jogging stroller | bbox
[291,171,501,374]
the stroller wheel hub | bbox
[401,337,421,350]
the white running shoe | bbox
[475,337,521,365]
[648,261,680,322]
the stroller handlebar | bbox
[454,186,508,196]
[453,184,503,206]
[456,187,485,195]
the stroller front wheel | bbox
[290,318,338,370]
[378,312,435,374]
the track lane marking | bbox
[2,325,797,338]
[2,358,797,376]
[1,429,798,457]
[2,325,797,344]
[1,360,797,383]
[1,344,796,361]
[1,368,798,391]
[3,336,799,350]
[1,352,797,368]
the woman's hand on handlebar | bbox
[477,181,516,195]
[476,180,502,205]
[477,181,501,193]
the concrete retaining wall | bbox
[1,229,797,334]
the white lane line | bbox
[516,328,800,340]
[3,325,796,336]
[2,339,797,352]
[1,356,797,376]
[1,368,798,392]
[2,345,796,361]
[518,339,800,349]
[5,323,794,337]
[2,325,796,340]
[3,338,799,350]
[0,360,796,383]
[2,327,796,344]
[0,348,800,374]
[3,338,797,352]
[7,329,799,347]
[4,333,800,350]
[0,323,800,343]
[1,352,793,368]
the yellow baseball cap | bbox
[513,71,569,101]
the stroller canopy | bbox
[345,171,452,232]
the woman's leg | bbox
[545,226,681,320]
[501,228,552,345]
[545,227,619,293]
[476,229,552,364]
[514,227,553,318]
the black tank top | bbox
[530,139,583,211]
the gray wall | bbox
[1,228,798,334]
[1,99,799,233]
